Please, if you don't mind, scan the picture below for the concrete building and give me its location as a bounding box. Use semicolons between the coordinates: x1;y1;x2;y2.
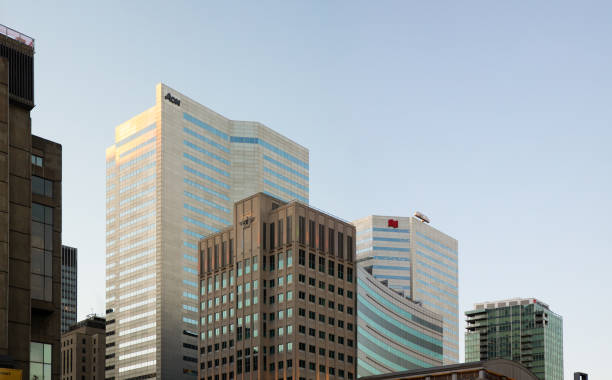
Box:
359;359;539;380
105;85;309;379
198;192;357;380
61;245;78;333
353;215;459;364
0;25;63;380
465;298;563;380
61;315;106;380
356;266;443;377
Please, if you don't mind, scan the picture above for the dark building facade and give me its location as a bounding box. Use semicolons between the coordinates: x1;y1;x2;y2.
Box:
198;193;358;380
0;25;63;379
61;245;77;333
61;315;105;380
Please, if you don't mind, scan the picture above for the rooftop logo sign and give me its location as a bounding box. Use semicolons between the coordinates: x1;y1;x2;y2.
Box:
387;219;399;228
165;93;180;106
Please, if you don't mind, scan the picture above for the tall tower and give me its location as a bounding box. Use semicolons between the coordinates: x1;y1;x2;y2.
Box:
61;245;78;333
1;25;63;380
353;215;459;365
465;298;564;380
105;84;309;379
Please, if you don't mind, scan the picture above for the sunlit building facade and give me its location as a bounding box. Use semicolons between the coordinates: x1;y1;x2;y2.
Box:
105;84;309;379
353;215;459;365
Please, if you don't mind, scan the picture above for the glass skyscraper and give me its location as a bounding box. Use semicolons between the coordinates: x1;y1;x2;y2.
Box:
61;245;78;333
356;266;443;377
105;84;308;379
353;215;459;365
465;298;564;380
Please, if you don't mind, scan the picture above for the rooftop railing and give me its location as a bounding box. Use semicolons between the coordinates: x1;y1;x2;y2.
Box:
0;24;34;49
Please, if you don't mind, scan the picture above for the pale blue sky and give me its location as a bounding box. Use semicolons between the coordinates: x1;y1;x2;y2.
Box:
3;1;611;378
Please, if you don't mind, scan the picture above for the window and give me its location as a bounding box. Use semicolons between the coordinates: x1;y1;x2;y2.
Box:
328;228;335;254
270;222;275;250
318;257;325;273
32;176;53;197
278;220;283;246
298;216;305;244
338;264;344;280
347;268;353;283
31;154;43;167
298;274;305;283
347;236;353;259
308;277;315;286
32;203;53;301
263;223;267;250
298;250;305;266
286;250;292;267
338;232;344;259
318;224;325;250
328;261;334;276
328;284;335;292
30;342;52;379
308;253;315;269
277;252;284;269
286;216;292;242
308;220;315;249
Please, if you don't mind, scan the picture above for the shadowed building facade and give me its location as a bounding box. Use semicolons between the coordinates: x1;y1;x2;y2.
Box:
105;86;308;379
61;315;106;380
198;193;357;380
61;245;78;333
0;25;63;380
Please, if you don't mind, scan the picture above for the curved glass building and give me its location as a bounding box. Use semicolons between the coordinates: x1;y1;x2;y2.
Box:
357;266;444;377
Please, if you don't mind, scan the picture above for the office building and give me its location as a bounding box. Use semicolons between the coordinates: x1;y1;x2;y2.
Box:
353;215;459;364
105;85;309;379
465;298;564;380
198;192;357;380
359;359;539;380
356;266;443;377
61;245;78;333
0;25;63;380
61;315;106;380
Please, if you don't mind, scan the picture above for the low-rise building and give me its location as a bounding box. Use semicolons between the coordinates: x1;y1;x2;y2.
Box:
61;316;106;380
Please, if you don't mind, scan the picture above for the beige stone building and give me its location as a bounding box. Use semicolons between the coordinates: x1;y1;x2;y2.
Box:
61;316;106;380
198;192;357;380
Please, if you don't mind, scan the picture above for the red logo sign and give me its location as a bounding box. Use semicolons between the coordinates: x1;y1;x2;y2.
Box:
387;219;398;228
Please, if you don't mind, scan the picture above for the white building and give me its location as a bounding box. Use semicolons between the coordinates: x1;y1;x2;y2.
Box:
353;214;459;364
105;83;309;379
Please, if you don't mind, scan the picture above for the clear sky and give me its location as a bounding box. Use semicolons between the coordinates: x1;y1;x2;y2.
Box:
2;1;610;378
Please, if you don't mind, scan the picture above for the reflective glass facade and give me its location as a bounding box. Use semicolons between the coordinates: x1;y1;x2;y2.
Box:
357;267;443;377
465;298;563;380
105;84;308;379
353;215;459;364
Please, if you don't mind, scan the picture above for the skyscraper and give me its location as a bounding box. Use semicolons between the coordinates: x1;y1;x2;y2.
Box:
105;84;309;379
356;266;443;377
61;245;78;333
198;192;358;380
353;215;459;364
465;298;564;380
0;25;63;380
